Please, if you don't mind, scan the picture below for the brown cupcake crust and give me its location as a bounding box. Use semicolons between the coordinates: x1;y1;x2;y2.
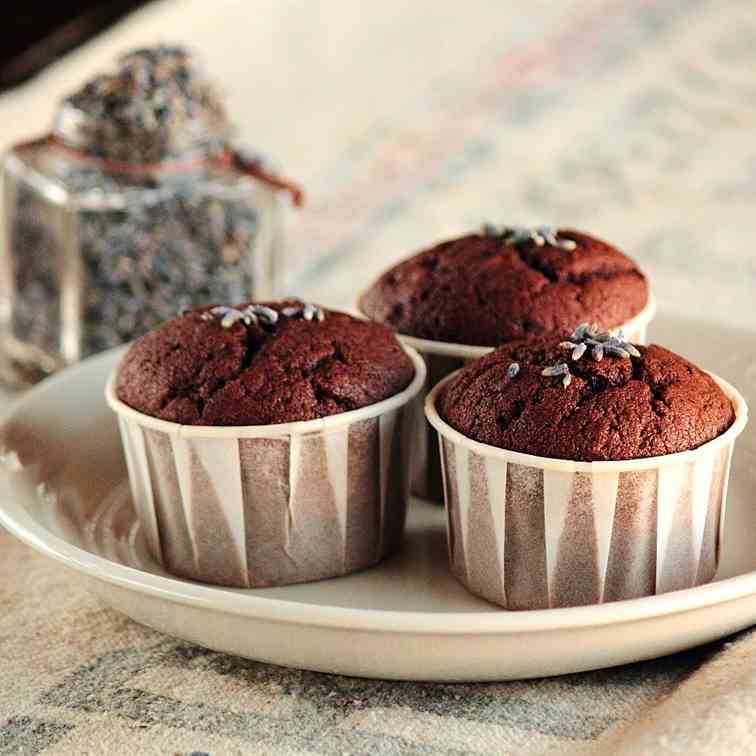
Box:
116;300;415;426
360;229;649;346
438;336;735;461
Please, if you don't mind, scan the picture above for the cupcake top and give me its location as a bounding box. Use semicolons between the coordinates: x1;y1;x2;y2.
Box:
360;226;649;346
116;299;415;425
437;326;735;461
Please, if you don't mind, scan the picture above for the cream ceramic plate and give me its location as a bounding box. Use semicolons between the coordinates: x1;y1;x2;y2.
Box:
1;315;755;682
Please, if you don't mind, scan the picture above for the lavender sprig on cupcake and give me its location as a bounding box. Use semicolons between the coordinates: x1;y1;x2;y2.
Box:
560;323;641;361
483;223;577;251
540;322;644;388
200;299;324;330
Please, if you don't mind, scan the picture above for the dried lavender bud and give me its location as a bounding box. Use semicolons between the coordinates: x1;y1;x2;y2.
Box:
281;300;325;322
280;298;309;317
246;304;279;325
542;322;641;391
605;346;631;358
207;306;254;328
302;303;325;322
570;324;588;340
566;322;639;363
223;311;244;328
484;224;577;251
507;362;520;378
200;299;326;330
571;342;587;360
542;360;575;389
507;226;544;246
560;341;587;361
202;306;249;328
542;362;570;377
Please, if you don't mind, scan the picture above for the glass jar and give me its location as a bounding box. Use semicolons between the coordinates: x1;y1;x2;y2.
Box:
0;46;302;385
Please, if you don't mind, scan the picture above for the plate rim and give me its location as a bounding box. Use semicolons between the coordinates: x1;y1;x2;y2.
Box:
2;347;756;637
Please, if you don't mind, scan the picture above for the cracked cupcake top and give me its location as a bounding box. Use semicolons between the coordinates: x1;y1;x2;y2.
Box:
359;228;649;346
116;299;415;425
437;335;734;461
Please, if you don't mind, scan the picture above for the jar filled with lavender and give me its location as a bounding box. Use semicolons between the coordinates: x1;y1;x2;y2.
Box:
1;45;303;384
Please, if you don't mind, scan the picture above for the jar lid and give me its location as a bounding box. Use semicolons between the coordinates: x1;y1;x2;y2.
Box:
52;45;230;164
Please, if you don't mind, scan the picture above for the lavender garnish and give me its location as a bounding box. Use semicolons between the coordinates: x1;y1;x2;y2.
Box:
281;298;326;322
507;362;520;379
559;323;641;362
541;361;573;387
542;323;641;389
484;224;577;251
569;342;587;361
200;300;325;329
200;304;278;328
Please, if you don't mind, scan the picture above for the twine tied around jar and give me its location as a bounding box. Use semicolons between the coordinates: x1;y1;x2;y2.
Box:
11;133;305;207
12;45;304;206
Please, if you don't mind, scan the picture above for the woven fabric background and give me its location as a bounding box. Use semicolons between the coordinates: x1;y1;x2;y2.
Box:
2;0;756;753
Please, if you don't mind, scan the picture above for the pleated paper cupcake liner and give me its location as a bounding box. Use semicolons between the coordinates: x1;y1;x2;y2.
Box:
106;346;426;588
402;295;657;501
425;366;747;609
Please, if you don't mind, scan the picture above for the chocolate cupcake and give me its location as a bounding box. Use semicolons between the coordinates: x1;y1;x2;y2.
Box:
425;325;747;609
359;225;655;500
107;299;426;588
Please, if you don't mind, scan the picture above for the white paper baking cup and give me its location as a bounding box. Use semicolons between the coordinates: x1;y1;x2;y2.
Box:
359;294;656;501
105;346;426;588
425;365;747;609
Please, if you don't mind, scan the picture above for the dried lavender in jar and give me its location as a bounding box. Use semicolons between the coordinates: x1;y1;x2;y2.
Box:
75;180;260;355
1;45;302;384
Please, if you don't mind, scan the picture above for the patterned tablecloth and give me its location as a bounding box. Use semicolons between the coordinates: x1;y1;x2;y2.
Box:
2;1;756;753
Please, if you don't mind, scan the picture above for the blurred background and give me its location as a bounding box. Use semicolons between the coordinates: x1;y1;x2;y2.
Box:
0;1;149;91
1;0;754;325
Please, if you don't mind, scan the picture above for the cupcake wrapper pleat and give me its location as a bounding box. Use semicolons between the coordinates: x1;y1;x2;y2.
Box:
118;416;164;565
439;438;734;609
411;323;649;501
116;405;412;588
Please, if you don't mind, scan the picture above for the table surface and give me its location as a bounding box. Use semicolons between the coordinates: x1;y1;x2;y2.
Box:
2;1;756;754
